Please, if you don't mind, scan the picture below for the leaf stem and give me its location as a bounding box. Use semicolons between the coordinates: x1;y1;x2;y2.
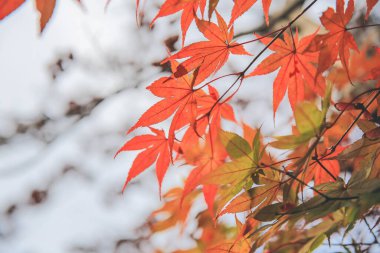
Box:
322;90;380;158
346;23;380;31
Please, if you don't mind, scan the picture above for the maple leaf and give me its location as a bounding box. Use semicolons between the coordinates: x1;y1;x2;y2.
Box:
178;84;236;154
201;130;275;216
208;0;219;19
181;133;227;215
36;0;57;32
115;127;170;195
338;122;380;178
219;175;281;217
297;142;341;186
328;44;380;88
229;0;272;27
197;85;236;137
366;0;379;20
164;12;250;84
315;0;359;82
198;85;236;122
247;30;325;114
149;188;199;233
201;130;266;188
151;0;206;45
270;84;332;152
0;0;25;20
308;159;340;186
128;61;203;153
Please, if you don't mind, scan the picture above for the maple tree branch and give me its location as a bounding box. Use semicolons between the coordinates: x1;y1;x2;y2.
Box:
326;88;380;133
324;90;380;157
193;72;241;91
314;158;337;180
241;29;285;75
260;162;358;202
324;241;380;247
306;89;380;171
312;151;337;181
363;216;379;244
267;241;305;252
346;23;380;31
236;27;285;46
289;25;297;51
234;0;307;38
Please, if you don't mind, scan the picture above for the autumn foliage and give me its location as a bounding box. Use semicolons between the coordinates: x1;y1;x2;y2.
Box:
2;0;380;252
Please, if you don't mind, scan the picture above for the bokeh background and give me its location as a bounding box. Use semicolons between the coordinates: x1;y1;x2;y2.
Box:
0;0;378;252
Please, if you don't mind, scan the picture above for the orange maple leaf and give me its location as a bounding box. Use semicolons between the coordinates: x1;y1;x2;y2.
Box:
247;30;325;115
36;0;57;32
164;12;250;84
149;187;199;233
196;85;236;137
307;159;340;186
151;0;206;44
0;0;25;20
328;44;380;88
197;85;236;123
366;0;379;20
229;0;272;27
315;0;359;81
181;134;227;215
115;127;170;195
178;85;236;156
128;61;203;153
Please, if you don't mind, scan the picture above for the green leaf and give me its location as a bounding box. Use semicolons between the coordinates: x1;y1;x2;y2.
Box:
338;136;380;161
270;133;313;149
201;157;254;185
252;129;261;164
310;234;327;252
219;130;252;159
295;101;323;135
216;179;250;215
322;81;332;119
254;202;282;221
283;182;297;204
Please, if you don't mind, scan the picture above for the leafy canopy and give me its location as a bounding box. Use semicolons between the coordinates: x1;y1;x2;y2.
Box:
2;0;380;252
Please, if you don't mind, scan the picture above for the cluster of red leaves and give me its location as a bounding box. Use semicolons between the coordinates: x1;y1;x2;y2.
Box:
119;0;380;252
119;0;378;196
118;12;247;215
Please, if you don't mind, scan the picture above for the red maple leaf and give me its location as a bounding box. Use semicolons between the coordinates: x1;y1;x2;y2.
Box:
164;12;250;84
0;0;25;20
247;30;325;115
151;0;206;44
181;134;227;215
197;85;236;124
307;159;340;186
197;85;236;137
366;0;379;20
149;187;199;233
315;0;359;81
328;44;380;88
115;127;170;195
229;0;272;27
178;85;236;152
128;61;203;153
36;0;57;32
